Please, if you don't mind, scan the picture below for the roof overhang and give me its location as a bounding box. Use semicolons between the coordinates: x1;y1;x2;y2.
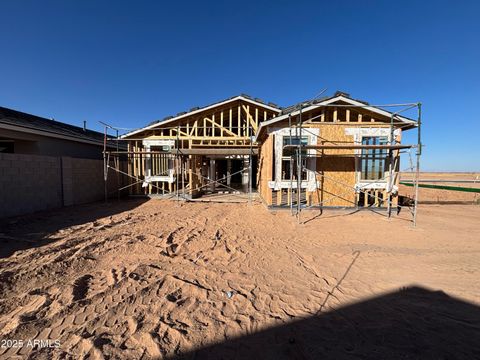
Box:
121;95;281;139
0;122;115;148
256;95;418;140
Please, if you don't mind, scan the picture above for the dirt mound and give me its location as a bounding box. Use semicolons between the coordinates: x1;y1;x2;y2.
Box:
0;200;479;359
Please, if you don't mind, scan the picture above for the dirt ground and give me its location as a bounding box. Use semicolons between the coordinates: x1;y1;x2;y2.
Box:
1;199;480;359
400;172;480;204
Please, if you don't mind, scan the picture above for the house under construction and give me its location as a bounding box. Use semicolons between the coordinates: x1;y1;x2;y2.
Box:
107;91;421;223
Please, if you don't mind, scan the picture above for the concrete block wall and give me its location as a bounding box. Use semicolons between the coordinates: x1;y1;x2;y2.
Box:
0;153;62;217
71;158;107;205
0;153;125;218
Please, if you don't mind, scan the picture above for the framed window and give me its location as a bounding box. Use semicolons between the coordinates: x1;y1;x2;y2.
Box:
0;140;14;153
281;136;308;180
360;136;388;180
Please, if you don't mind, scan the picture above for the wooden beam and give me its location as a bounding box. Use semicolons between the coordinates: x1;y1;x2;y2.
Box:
139;135;248;141
204;117;238;137
212;114;215;136
238;105;241;136
283;144;412;150
178;148;259;155
242;105;258;133
245;105;250;137
220;111;224;137
174;128;189;137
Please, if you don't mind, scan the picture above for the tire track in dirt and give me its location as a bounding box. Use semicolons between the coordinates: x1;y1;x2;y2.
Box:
0;200;395;359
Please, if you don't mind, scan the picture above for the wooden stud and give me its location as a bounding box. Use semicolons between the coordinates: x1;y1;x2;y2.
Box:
246;105;250;137
203;117;238;137
220;111;224;137
242;105;258;133
211;114;215;137
238;105;241;136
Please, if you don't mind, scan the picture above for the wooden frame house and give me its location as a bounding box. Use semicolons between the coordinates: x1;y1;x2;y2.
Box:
120;95;281;198
255;92;418;211
117;92;420;212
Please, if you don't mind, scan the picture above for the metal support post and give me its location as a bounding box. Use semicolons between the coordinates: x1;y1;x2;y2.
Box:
176;125;180;202
103;125;108;202
413;103;422;227
387;114;394;218
249;127;253;204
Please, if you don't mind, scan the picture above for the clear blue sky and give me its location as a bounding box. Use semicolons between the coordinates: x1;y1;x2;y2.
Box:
1;1;479;171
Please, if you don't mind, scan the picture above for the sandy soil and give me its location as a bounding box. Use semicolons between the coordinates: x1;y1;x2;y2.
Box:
400;172;480;204
1;199;479;359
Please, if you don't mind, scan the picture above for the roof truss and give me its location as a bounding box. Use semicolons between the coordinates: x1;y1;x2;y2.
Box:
122;96;280;139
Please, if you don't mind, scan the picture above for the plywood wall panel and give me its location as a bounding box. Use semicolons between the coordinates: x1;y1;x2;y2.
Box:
257;134;273;205
309;124;357;207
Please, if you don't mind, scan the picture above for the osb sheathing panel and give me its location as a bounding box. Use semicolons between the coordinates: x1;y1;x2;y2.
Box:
257;134;273;205
309;124;357;207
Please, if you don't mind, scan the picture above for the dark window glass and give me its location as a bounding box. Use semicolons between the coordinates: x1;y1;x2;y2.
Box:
360;137;388;180
0;141;14;153
281;136;308;181
282;136;308;157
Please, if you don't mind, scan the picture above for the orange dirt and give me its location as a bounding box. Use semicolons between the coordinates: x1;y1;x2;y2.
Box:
0;199;479;359
400;172;480;204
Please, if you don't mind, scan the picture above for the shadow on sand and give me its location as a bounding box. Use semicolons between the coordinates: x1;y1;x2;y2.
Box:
169;286;480;360
0;198;148;258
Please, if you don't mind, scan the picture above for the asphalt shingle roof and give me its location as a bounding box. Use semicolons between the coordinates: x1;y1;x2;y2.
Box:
0;106;111;144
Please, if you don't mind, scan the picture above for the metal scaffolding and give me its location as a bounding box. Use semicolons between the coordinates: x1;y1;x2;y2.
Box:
101;123;256;204
282;101;422;226
100;98;422;226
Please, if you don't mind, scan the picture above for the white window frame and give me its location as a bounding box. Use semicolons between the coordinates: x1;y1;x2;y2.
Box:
344;127;400;190
359;136;389;182
142;139;175;183
267;127;319;190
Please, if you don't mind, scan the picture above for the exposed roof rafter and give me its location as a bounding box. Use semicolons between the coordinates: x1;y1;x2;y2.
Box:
121;95;281;139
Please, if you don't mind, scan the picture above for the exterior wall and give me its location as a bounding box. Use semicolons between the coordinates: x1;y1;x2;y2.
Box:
257;135;274;205
0;153;124;218
257;123;402;208
0;128;106;159
309;124;357;207
0;153;62;217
